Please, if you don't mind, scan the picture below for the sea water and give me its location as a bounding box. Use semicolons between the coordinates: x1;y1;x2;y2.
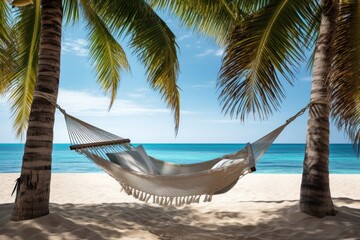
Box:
0;144;359;174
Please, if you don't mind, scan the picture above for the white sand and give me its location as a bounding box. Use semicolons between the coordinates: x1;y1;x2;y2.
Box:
1;173;359;239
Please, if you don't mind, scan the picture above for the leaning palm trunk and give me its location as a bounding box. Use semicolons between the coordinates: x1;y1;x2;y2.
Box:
300;0;336;218
11;0;62;221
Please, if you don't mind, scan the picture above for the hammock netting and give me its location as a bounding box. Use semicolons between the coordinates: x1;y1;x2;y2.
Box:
36;90;309;206
57;106;298;206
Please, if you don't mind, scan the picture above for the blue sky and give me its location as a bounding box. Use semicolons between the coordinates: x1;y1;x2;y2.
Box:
0;12;350;144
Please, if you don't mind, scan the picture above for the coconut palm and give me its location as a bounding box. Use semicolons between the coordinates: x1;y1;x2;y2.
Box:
150;0;360;217
0;0;179;221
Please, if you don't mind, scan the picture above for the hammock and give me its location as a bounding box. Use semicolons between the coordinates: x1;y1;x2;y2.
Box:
35;92;310;206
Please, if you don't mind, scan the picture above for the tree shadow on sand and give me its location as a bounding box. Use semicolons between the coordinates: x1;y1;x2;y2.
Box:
0;198;359;240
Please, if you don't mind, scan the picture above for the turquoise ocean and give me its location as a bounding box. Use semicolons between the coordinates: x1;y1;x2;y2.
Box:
0;144;359;174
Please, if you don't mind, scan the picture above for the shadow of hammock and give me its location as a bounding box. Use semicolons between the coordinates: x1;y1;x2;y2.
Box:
0;198;359;240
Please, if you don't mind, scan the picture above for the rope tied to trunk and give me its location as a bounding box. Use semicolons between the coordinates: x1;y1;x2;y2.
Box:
285;100;329;124
33;90;66;115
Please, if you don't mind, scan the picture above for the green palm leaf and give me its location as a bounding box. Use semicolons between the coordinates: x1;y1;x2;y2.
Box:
80;0;129;108
6;1;41;137
218;0;318;121
91;0;181;132
63;0;80;25
235;0;272;13
0;1;11;47
329;0;360;154
0;0;15;88
148;0;239;45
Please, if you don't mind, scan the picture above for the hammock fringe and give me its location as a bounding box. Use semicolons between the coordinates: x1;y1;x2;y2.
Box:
120;181;214;207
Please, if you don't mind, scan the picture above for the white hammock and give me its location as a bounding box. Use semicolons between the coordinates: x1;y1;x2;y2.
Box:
36;91;310;206
59;108;310;206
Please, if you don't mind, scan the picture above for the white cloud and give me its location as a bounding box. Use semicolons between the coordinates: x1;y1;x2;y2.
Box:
207;119;239;124
62;38;88;57
178;33;192;41
57;89;196;117
196;48;224;57
135;88;150;93
57;89;168;116
127;93;146;99
196;49;214;57
126;88;151;99
190;81;216;89
206;119;269;125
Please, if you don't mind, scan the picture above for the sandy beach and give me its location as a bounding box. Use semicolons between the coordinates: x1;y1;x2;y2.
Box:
1;173;359;239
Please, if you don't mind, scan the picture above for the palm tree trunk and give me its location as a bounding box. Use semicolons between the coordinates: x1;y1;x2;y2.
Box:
299;0;337;218
11;0;62;221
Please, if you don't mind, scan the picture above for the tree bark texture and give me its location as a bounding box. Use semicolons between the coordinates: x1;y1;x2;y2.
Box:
11;0;62;221
300;0;337;218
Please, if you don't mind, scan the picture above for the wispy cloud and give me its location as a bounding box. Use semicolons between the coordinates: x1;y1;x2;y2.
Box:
178;33;192;41
126;88;151;99
62;38;88;57
196;49;214;57
207;119;239;124
57;89;168;116
196;48;224;57
206;119;268;125
190;81;216;89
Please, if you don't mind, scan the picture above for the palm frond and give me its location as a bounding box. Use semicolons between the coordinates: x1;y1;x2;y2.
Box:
63;0;80;25
91;0;181;132
218;0;318;121
80;0;129;108
0;0;15;88
6;1;40;137
0;1;11;45
148;0;239;45
329;0;360;155
235;0;272;13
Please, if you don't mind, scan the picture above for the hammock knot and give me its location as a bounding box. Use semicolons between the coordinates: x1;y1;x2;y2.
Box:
56;104;67;115
33;90;67;115
286;103;310;124
33;90;57;106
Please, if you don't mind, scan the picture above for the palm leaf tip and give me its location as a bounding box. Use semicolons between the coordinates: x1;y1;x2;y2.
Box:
5;1;40;138
85;0;181;132
81;0;130;110
218;0;317;121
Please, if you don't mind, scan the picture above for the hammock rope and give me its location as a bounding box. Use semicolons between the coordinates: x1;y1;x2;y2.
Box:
32;90;311;206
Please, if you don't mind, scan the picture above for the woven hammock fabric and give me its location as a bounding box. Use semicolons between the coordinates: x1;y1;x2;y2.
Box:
58;109;289;206
32;90;310;206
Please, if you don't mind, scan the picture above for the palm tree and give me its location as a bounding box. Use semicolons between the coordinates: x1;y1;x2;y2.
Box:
150;0;360;217
0;0;180;221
